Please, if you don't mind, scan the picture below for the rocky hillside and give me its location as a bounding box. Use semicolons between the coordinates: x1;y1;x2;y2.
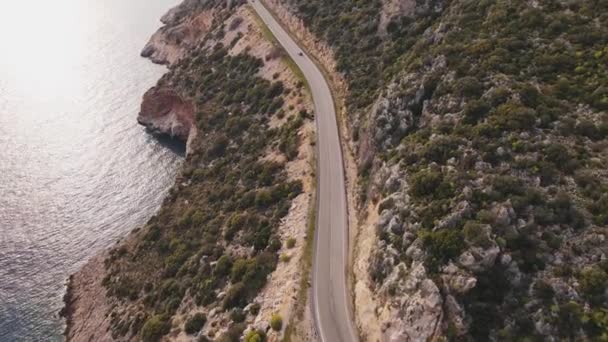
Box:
64;1;318;341
272;0;608;340
63;0;608;340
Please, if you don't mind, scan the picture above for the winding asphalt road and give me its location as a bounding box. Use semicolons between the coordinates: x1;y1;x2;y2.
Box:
248;1;359;341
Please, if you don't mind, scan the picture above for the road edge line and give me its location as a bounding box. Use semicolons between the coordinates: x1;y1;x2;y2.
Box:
254;1;363;341
246;4;321;341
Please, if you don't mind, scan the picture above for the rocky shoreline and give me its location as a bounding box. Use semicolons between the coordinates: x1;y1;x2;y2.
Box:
140;0;217;65
137;86;197;154
62;255;113;341
61;0;214;339
62;1;318;341
135;0;222;154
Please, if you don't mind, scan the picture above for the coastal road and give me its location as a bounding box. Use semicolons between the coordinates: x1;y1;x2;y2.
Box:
248;1;359;342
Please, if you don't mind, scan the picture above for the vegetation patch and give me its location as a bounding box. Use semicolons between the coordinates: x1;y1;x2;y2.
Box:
101;10;312;340
291;0;608;339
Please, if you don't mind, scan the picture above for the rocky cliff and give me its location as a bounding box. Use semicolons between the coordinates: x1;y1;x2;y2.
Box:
275;0;608;340
141;0;219;65
136;0;224;153
64;0;608;340
138;86;197;152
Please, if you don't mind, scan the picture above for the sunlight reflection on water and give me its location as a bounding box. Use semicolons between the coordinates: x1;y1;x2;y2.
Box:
0;0;181;340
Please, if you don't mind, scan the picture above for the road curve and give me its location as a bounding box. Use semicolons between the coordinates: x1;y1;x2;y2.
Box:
248;1;359;341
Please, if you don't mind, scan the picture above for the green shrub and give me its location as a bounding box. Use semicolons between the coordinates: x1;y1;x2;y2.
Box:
491;175;525;197
206;134;230;159
552;301;584;339
533;279;555;303
191;210;206;226
537;104;560;127
491;102;536;131
544;143;578;173
255;189;274;207
489;87;511;106
476;210;496;224
223;282;247;309
576;120;600;140
215;255;233;277
270;313;283;331
463;99;491;124
589;195;608;225
410;170;441;198
463;221;492;248
548;192;585;229
141;315;171;342
286;237;296;248
409;170;452;199
268;237;282;252
598;120;608;139
419;200;449;229
225;213;246;240
230;308;246;323
519;83;542;108
574;171;602;198
280;254;291;263
244;329;266;342
579;267;608;305
185;313;207;335
231;259;249;282
419;229;465;272
583;308;608;339
217;323;246;342
249;302;261;315
457;76;484;97
423;137;460;164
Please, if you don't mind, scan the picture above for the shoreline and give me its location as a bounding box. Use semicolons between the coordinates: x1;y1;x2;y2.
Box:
59;1;198;337
59;275;75;335
60;1;319;340
61;254;112;341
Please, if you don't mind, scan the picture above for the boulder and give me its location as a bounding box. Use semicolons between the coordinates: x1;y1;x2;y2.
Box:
435;201;471;230
389;216;404;235
493;202;516;227
383;262;444;342
458;245;500;273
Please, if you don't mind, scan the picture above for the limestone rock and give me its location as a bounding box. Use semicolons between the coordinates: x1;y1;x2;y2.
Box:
492;202;516;227
382;262;444;342
138;86;197;151
141;0;219;65
436;201;471;230
389;216;404;235
458;245;500;273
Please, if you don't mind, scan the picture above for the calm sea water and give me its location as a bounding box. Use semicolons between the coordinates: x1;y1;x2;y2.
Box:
0;0;182;340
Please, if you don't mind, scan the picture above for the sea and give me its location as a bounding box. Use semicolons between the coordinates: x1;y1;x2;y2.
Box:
0;0;183;340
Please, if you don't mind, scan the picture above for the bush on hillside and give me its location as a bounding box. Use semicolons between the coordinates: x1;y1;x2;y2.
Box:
185;313;207;335
270;314;283;331
141;315;171;342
